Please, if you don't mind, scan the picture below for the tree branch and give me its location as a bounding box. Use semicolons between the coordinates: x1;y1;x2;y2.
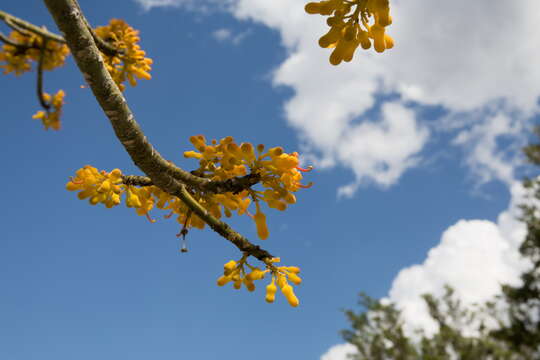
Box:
122;175;153;187
43;0;273;261
123;172;262;194
1;9;120;58
0;31;30;48
71;0;121;57
36;40;51;110
0;10;65;43
1;9;259;194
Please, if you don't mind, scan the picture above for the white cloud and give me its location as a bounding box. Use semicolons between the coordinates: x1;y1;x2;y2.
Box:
387;1;540;113
388;181;530;336
212;28;232;41
137;0;540;195
320;343;356;360
136;0;233;12
136;0;185;11
452;112;524;186
336;102;429;196
212;28;251;45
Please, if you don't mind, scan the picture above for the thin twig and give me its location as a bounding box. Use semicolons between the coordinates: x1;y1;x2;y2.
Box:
122;175;153;186
174;183;273;261
0;10;65;43
71;1;121;57
122;172;261;194
5;18;33;37
0;31;30;48
36;39;50;110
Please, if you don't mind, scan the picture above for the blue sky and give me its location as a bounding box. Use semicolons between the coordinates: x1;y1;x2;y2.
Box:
1;1;539;359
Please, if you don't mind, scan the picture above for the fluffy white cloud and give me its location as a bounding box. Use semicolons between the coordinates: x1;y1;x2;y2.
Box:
320;343;356;360
336;102;429;196
386;1;540;113
388;181;530;336
136;0;540;193
452;112;524;185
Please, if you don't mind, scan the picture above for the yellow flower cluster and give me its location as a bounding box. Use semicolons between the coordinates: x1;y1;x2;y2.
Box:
66;138;309;306
217;256;302;307
66;137;311;239
65;165;241;227
66;166;124;208
66;166;157;219
32;90;65;130
0;30;69;75
305;0;393;65
185;135;312;240
94;19;153;91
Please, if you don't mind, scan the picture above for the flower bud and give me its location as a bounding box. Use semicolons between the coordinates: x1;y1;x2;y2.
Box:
223;260;237;275
266;282;277;303
288;272;302;285
217;275;231;286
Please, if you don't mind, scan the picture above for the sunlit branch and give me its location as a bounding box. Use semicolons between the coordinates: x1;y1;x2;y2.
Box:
122;172;262;194
0;10;65;43
0;31;29;47
43;0;274;261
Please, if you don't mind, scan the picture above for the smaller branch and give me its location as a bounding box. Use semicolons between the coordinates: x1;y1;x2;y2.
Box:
0;31;30;48
1;8;119;57
201;173;261;194
122;175;153;187
36;41;50;110
5;18;33;37
122;174;273;260
173;183;274;261
88;24;121;57
0;10;65;44
122;172;262;194
72;0;121;57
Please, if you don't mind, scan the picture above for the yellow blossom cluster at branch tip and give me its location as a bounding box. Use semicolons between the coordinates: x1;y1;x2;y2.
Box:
32;90;65;130
185;135;313;240
66;166;124;207
65;166;157;220
305;0;393;65
94;19;153;91
0;30;69;75
217;256;301;307
66;136;312;240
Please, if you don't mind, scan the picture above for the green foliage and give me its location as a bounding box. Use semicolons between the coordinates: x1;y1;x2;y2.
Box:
343;288;515;359
342;293;418;359
490;127;540;357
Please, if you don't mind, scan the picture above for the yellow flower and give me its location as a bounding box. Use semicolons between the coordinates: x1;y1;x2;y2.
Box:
217;275;232;286
66;166;128;208
305;0;394;65
94;19;153;91
281;284;300;307
253;204;269;240
0;31;69;75
32;90;65;130
265;280;277;303
223;260;237;275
